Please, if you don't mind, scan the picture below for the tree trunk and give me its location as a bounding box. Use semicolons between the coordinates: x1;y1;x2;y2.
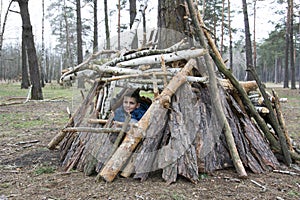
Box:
93;0;98;53
104;0;110;50
76;0;84;89
17;0;43;100
228;0;233;71
290;0;296;89
157;0;187;49
242;0;254;81
129;0;136;29
253;0;257;69
284;0;290;88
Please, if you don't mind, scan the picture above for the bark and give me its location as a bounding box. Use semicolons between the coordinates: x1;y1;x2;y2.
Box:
192;3;280;153
157;0;187;49
21;30;30;89
186;0;247;177
129;0;136;29
159;83;199;184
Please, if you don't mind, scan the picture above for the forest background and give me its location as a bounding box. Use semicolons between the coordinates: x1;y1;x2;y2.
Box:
0;0;299;96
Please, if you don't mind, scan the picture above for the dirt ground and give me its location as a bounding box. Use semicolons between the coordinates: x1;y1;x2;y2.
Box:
0;86;300;200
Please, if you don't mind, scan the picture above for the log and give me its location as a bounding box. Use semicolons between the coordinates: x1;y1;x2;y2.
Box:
116;48;207;67
158;83;200;184
219;79;258;94
97;59;198;182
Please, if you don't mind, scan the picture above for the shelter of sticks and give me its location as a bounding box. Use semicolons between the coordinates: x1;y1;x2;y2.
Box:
48;4;299;184
47;48;298;184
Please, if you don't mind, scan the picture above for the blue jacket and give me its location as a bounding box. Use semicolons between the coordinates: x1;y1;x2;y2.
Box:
113;102;149;122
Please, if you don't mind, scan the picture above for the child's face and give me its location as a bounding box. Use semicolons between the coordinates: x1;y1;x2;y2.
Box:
123;96;140;113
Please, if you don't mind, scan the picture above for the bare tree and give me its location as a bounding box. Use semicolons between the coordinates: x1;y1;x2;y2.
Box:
228;0;233;71
76;0;84;88
242;0;254;81
284;0;291;88
104;0;110;49
0;0;13;58
15;0;43;100
290;0;295;89
93;0;98;52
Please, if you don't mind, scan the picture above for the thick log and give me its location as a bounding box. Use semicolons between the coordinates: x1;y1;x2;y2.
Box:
158;83;199;184
219;79;258;94
98;59;198;182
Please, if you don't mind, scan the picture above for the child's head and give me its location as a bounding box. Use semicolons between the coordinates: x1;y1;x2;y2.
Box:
123;89;141;113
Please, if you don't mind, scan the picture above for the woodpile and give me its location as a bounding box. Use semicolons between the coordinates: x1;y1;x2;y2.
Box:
47;3;299;184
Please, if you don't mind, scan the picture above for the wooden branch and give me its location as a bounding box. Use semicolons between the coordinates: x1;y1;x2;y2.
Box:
62;69;96;82
248;67;292;166
250;180;267;191
60;50;117;81
186;0;247;178
273;169;300;176
218;79;258;94
255;106;269;114
48;82;101;150
117;48;207;67
62;127;122;133
105;46;188;67
97;59;198;182
272;89;294;151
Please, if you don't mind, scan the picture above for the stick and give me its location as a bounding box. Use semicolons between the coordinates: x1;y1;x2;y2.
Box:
62;127;122;134
273;170;300;176
186;0;247;177
250;180;267;191
272;89;294;151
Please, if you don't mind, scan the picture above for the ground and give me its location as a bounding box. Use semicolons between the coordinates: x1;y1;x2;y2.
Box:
0;83;299;200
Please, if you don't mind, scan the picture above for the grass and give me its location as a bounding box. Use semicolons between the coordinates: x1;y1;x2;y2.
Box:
34;165;56;175
0;82;81;101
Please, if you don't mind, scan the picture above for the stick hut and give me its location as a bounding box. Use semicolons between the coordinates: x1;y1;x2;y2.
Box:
48;5;299;184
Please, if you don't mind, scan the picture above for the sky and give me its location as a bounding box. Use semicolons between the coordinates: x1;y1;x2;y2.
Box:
0;0;285;50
